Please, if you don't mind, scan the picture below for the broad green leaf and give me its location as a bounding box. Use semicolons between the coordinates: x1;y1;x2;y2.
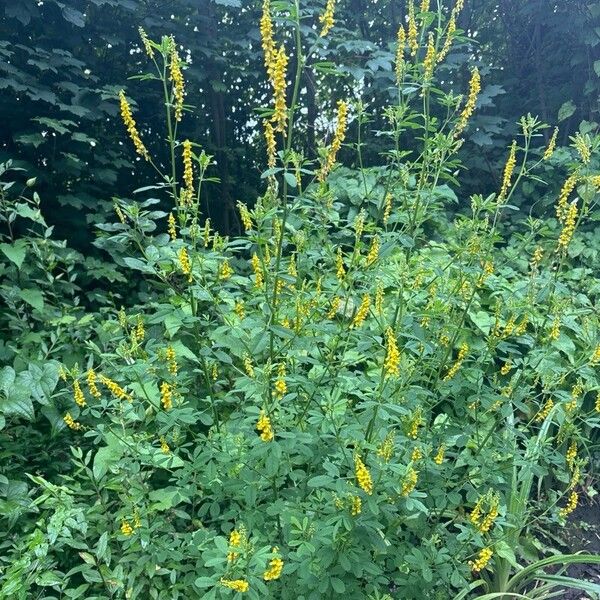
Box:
20;289;44;311
0;240;27;269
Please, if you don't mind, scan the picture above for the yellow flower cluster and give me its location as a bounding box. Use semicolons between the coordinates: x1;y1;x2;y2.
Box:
251;253;264;289
573;133;591;164
557;200;578;252
395;25;406;84
86;369;101;398
167;212;177;239
63;412;82;431
335;247;346;280
566;441;577;471
366;235;380;266
178;247;192;282
220;579;249;593
260;0;275;71
437;9;457;63
235;300;245;319
271;45;288;133
402;466;418;496
406;407;423;439
411;446;423;462
407;0;418;56
121;520;133;536
170;41;185;122
377;431;395;462
263;548;284;581
543;127;558;160
227;528;243;562
219;260;234;280
470;491;499;534
264;120;277;168
319;0;336;37
423;33;436;84
454;68;481;138
237;201;253;232
160;382;173;410
433;444;445;465
375;280;384;314
384;327;400;378
166;345;178;376
181;140;194;205
243;354;254;378
318;100;348;182
136;315;144;342
73;380;86;407
443;342;469;381
591;345;600;365
160;436;170;454
350;495;362;515
327;297;341;319
548;316;561;341
257;410;274;442
383;193;393;224
559;490;578;518
556;174;578;222
535;398;554;422
469;548;493;573
354;455;373;495
100;375;132;401
351;294;371;328
500;360;512;376
498;140;517;202
119;90;149;160
138;27;154;59
273;363;287;398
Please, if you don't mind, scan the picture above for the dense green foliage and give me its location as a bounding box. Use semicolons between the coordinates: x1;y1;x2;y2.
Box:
1;1;600;599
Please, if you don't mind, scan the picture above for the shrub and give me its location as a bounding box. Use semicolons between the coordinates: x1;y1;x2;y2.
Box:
2;2;600;599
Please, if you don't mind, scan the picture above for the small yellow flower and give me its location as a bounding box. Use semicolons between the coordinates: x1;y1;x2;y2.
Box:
469;548;493;573
573;132;591;165
437;9;457;63
350;495;362;515
407;0;418;56
354;454;373;495
411;446;423;462
73;380;86;407
273;363;287;398
365;235;380;267
557;200;578;253
235;300;245;319
257;410;274;442
227;529;243;562
135;315;145;342
319;0;336;36
181;140;194;204
243;354;255;378
170;41;185;122
377;431;395;462
406;407;423;440
566;441;577;471
251;253;264;289
120;520;133;536
138;27;154;59
548;316;561;341
220;579;249;593
433;444;445;465
395;26;406;84
160;381;173;410
219;259;234;280
263;549;284;581
590;345;600;365
260;0;275;72
556;174;578;223
264;120;277;168
271;45;289;133
168;213;177;240
535;398;554;422
237;201;253;232
383;193;393;224
500;361;512;376
160;436;170;454
119;90;149;160
327;297;341;319
166;346;178;376
422;32;436;84
86;369;101;399
443;342;469;381
335;247;346;280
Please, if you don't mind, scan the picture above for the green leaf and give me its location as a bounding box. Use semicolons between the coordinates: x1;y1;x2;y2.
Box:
0;366;16;395
558;100;576;122
20;289;44;311
1;385;34;420
0;240;27;269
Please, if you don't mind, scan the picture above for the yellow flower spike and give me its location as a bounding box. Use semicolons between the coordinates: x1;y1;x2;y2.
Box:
420;0;430;13
556;200;578;253
433;444;445;465
271;45;289;133
264;120;277;168
437;9;457;63
395;25;406;84
86;369;101;399
138;27;154;59
500;360;512;376
318;100;348;182
384;327;401;378
166;346;178;376
263;549;284;581
469;548;493;573
220;579;249;593
260;0;275;74
327;297;341;319
256;410;274;442
237;201;253;232
227;529;243;562
401;465;418;496
590;345;600;365
251;253;264;289
160;436;170;454
120;520;133;536
556;174;578;223
160;381;173;410
63;412;82;431
350;495;362;515
596;392;600;413
548;316;561;341
377;431;395;463
375;281;384;314
366;235;380;266
406;407;423;439
351;294;371;328
559;490;578;518
73;380;86;407
335;247;346;280
99;375;132;402
135;315;145;342
454;68;481;138
383;192;393;224
133;508;142;529
169;41;185;122
422;32;436;85
469;497;483;526
407;0;418;56
543;127;558;160
498;140;517;202
178;247;192;282
118;90;149;160
566;441;577;471
168;212;177;240
443;342;469;381
182;140;194;204
319;0;336;37
243;354;255;378
273;363;287;399
218;259;234;280
478;494;499;533
573;132;591;164
354;454;373;495
535;398;554;422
